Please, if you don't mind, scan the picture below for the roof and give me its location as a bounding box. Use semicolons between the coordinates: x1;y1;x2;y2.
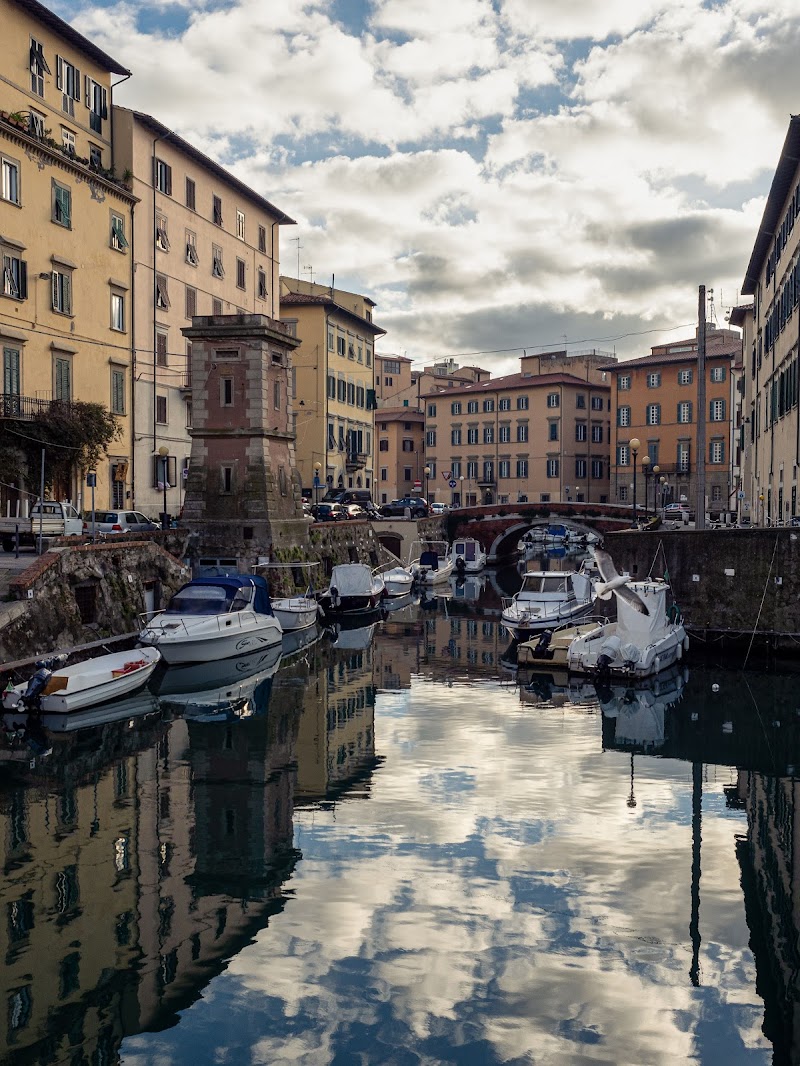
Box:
421;371;610;399
13;0;130;74
741;115;800;296
376;408;424;422
123;108;295;224
727;304;753;329
377;353;412;364
618;339;740;371
280;291;386;336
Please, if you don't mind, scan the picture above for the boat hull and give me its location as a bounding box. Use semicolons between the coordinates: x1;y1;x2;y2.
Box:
139;614;283;664
567;623;688;679
271;598;319;631
501;598;594;639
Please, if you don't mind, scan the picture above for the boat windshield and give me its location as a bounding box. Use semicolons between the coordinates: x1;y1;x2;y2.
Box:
524;574;571;594
165;585;233;615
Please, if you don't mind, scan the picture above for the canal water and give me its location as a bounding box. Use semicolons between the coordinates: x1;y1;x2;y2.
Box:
0;573;798;1065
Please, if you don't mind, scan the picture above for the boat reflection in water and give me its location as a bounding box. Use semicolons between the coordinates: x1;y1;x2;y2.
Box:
154;642;284;720
596;666;688;753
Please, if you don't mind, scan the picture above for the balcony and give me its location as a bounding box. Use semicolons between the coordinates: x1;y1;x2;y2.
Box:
0;394;76;420
477;476;496;488
345;452;368;471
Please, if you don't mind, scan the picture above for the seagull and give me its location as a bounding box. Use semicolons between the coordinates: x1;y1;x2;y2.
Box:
592;548;649;615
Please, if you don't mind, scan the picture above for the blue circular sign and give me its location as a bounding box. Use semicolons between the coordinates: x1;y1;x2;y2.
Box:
448;479;457;488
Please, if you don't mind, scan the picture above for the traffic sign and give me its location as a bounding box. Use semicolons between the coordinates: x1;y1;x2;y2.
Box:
448;479;457;488
413;480;422;489
737;490;744;499
442;470;452;480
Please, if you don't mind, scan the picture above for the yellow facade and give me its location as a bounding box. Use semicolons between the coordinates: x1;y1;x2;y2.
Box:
0;0;134;510
280;277;385;497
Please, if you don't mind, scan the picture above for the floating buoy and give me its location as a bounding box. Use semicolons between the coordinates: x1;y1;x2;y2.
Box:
712;683;720;693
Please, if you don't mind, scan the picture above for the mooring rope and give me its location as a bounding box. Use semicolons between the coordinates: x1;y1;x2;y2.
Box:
742;534;780;670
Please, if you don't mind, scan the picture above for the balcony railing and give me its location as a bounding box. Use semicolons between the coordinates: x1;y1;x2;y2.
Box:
0;394;76;420
345;452;368;471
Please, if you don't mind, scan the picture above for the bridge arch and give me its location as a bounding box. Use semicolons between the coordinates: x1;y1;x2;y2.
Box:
487;519;602;562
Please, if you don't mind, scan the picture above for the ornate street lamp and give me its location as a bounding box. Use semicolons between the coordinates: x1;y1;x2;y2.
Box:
652;465;660;516
158;444;170;530
424;465;431;511
314;461;322;505
629;437;640;526
659;475;667;518
641;455;651;520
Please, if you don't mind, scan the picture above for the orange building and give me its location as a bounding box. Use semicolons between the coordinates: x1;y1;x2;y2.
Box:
375;408;425;504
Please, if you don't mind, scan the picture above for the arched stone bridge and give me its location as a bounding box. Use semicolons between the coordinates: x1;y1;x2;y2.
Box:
422;502;635;563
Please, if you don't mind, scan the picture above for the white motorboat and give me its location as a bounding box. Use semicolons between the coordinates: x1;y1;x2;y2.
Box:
381;565;415;597
2;647;161;713
139;575;283;664
318;564;385;617
501;568;595;639
155;641;283;718
452;537;486;574
565;551;688;679
271;591;320;631
409;541;454;585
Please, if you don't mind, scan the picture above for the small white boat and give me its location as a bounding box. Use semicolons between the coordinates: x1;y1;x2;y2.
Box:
452;537;486;574
139;575;283;664
271;592;320;631
2;647;161;713
319;564;385;616
409;541;454;585
501;568;595;639
382;565;414;597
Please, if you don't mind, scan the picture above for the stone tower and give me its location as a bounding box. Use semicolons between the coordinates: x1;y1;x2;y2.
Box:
181;314;308;569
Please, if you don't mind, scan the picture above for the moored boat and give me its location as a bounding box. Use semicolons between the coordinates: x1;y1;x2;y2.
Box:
501;569;595;639
318;564;385;617
271;592;320;631
452;537;486;574
408;541;454;585
139;575;283;664
381;564;415;597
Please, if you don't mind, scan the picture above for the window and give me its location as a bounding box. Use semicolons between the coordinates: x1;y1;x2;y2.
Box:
156;330;168;366
54;355;71;401
591;424;603;443
499;397;510;411
337;336;346;356
427;430;436;446
378;438;388;452
184;231;198;266
2;251;27;300
618;406;631;427
499;460;510;478
466;461;478;479
52;270;72;314
4;347;21;409
576;422;587;442
647;372;661;388
451;428;462;445
213;194;223;226
236;210;245;240
153;158;172;195
677;401;692;423
451;401;461;415
404;467;412;482
576;394;586;409
575;458;587;478
518;424;529;442
618;375;631;390
155;214;170;252
257;269;267;299
483;399;494;412
52;181;71;228
646;403;660;425
517;396;529;410
185;177;196;211
155;274;170;310
61;127;75;154
591;458;603;479
546;393;559;408
710;399;726;421
382;359;401;374
220;378;233;407
467;428;478;444
185;285;197;320
451;461;461;477
427;403;437;417
110;292;124;331
710;366;726;383
467;400;478;413
619;485;628;501
30;37;50;96
678;368;693;385
110;213;128;251
85;77;108;134
1;157;20;204
28;109;45;138
591;396;604;410
710;440;724;464
111;368;125;414
402;438;414;452
482;461;494;483
221;465;234;493
711;484;722;502
273;379;281;410
618;445;630;466
236;258;246;290
258;225;267;253
484;426;494;444
346;382;355;404
517;459;529;478
677;443;690;472
89;144;102;169
212;245;224;278
499;425;510;443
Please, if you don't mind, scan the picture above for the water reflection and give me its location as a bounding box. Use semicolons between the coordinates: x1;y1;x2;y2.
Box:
0;593;798;1063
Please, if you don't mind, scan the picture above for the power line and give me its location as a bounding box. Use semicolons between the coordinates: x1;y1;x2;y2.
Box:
6;427;85;451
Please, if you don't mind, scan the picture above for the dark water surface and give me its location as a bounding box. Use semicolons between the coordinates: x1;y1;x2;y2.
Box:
1;584;798;1065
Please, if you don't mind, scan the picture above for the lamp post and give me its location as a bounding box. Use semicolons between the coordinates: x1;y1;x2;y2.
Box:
458;474;464;509
641;455;651;520
659;476;667;519
629;437;640;526
424;465;431;509
314;461;322;505
158;445;170;529
652;465;660;517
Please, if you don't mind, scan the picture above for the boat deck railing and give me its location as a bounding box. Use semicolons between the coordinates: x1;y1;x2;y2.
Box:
138;608;259;640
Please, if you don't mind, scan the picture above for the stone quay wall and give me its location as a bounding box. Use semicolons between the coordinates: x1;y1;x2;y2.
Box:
607;527;800;649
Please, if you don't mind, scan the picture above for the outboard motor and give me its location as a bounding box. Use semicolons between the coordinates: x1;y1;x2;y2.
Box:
17;654;68;712
455;556;466;574
595;636;621;677
531;630;553;659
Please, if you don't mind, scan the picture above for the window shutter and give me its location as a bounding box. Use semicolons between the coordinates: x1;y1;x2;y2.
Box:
56;55;63;90
101;86;108;119
19;261;27;300
85;74;91;107
73;66;81;100
64;273;71;313
165;163;172;196
152;156;158;187
52;271;58;309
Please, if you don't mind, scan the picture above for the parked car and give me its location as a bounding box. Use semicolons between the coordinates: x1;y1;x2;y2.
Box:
380;497;430;518
311;503;349;522
83;510;160;534
430;502;449;515
345;504;369;520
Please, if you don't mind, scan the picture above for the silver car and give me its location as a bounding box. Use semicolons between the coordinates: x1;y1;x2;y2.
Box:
83;510;160;534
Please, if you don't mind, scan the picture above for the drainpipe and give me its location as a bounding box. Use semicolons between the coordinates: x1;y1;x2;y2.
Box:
129;199;136;506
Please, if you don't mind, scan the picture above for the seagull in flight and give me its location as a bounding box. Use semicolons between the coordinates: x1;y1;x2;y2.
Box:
593;548;649;615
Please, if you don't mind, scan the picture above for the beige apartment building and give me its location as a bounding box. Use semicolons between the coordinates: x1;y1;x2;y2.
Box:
112;108;294;518
609;329;741;516
375;354;489;410
423;359;612;506
375;407;425;504
0;0;135;510
280;277;385;498
737;115;800;525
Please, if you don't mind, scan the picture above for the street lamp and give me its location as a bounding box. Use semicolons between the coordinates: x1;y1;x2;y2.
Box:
659;476;667;518
158;445;170;530
314;461;322;505
629;438;640;526
458;474;464;509
641;455;651;520
424;465;431;508
652;465;660;516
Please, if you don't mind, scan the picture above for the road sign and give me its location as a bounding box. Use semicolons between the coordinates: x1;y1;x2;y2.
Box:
414;480;422;489
448;479;457;489
737;490;744;499
442;470;452;480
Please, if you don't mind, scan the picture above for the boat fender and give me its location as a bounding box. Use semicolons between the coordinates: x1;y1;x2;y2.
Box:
683;635;690;652
331;586;341;609
676;642;682;661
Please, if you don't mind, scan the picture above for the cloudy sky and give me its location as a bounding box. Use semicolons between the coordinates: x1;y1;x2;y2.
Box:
54;0;800;374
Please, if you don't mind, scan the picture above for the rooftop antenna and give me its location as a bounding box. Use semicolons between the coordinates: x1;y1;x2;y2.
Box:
289;237;302;281
303;264;315;284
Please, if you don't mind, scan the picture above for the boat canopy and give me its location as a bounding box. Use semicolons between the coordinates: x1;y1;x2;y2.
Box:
166;576;272;616
419;550;440;570
616;582;670;643
330;564;376;596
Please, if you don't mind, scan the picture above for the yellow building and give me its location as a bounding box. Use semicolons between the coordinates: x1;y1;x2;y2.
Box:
0;0;135;509
280;277;385;497
112;108;295;518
